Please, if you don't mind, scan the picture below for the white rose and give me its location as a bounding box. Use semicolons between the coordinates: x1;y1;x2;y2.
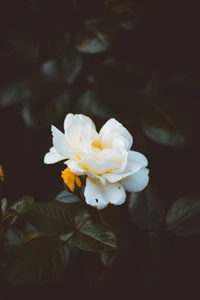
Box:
44;113;149;209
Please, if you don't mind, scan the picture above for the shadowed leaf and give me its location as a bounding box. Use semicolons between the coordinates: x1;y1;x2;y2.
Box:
10;236;69;285
166;195;200;236
11;196;35;215
72;223;117;252
27;202;75;235
128;183;166;230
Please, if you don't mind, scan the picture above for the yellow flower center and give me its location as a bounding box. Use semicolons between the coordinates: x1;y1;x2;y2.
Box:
61;167;82;192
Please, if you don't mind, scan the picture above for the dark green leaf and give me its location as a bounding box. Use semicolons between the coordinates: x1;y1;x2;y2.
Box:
4;28;40;61
0;81;30;107
100;204;129;235
166;195;200;236
41;50;83;84
4;224;38;250
74;209;90;228
72;223;117;252
76;89;113;120
142;106;186;148
75;18;116;54
27;202;75;235
54;190;83;217
128;183;166;230
10;236;69;285
1;198;7;216
101;236;131;267
22;83;71;128
10;196;35;215
55;190;80;204
2;209;18;229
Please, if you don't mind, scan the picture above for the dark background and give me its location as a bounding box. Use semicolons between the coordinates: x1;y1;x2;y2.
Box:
1;0;200;299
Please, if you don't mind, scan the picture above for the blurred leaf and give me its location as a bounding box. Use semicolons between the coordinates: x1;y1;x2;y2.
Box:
142;105;186;148
3;24;70;62
10;196;35;215
22;83;70;128
4;28;40;61
100;250;115;268
2;209;18;229
72;223;117;252
100;204;129;235
20;232;45;245
1;198;7;215
27;202;76;235
101;236;132;267
10;236;69;285
166;195;200;236
128;183;166;230
39;30;70;60
4;224;38;250
76;89;113;120
41;50;83;84
95;64;146;121
0;81;30;107
111;3;135;31
75;18;116;53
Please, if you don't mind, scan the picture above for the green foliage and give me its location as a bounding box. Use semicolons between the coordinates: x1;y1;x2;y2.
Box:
10;236;70;286
128;183;167;230
72;223;117;252
10;196;35;215
100;204;130;235
166;195;200;236
27;202;76;235
0;0;200;297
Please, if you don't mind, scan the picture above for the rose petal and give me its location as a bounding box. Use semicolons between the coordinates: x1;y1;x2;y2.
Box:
128;150;148;167
68;160;106;184
52;125;73;158
121;167;149;192
64;113;96;133
100;118;133;150
103;160;143;183
84;178;126;209
80;121;100;152
44;147;66;164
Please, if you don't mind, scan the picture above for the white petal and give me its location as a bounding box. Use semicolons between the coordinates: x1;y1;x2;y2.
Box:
103;160;143;183
78;114;96;129
80;121;99;152
65;121;84;149
64;114;98;150
128;150;148;167
100;118;133;150
105;139;128;174
84;178;126;209
44;147;66;164
63;113;74;131
121;167;149;192
68;160;106;184
52;125;73;158
64;113;96;133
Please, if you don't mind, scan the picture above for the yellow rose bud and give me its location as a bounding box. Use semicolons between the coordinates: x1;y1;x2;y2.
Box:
0;165;5;183
61;167;82;193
